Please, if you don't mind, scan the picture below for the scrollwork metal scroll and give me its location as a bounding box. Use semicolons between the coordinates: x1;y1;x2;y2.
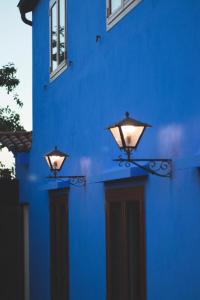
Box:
113;157;172;178
47;175;86;186
69;176;86;187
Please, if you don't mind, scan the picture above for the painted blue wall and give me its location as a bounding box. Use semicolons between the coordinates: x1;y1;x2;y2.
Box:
18;0;200;299
15;153;30;202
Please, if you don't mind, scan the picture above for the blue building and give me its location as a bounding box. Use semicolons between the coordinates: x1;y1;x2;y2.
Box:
3;0;200;299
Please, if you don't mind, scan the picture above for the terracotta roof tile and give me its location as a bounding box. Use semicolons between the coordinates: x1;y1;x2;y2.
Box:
0;131;32;153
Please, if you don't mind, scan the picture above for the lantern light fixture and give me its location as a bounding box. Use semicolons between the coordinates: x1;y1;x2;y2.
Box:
107;111;151;160
107;112;172;177
45;146;69;177
44;146;86;186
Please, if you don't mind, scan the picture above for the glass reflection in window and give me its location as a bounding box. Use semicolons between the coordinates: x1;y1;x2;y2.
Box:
51;3;58;71
50;0;66;76
59;0;66;64
111;0;122;13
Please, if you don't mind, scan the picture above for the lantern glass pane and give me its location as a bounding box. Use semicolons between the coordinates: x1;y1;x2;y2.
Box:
48;155;65;170
121;125;144;148
110;127;123;148
45;156;51;168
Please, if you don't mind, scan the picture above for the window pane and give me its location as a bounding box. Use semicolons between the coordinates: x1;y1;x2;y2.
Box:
59;0;65;64
51;3;58;72
111;0;122;14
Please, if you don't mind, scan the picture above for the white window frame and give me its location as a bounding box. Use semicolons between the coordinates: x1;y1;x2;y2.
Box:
49;0;67;80
106;0;141;30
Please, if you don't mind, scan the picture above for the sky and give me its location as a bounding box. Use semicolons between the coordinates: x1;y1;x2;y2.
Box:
0;1;32;168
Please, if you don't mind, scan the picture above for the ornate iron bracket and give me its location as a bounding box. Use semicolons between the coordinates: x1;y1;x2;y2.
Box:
113;156;172;177
47;175;86;186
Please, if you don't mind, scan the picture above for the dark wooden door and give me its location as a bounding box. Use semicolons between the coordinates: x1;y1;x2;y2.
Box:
0;179;26;300
106;185;146;300
0;204;25;300
49;188;69;300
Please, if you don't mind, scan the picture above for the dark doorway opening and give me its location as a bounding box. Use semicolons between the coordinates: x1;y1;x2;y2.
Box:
0;179;28;300
49;188;69;300
105;183;146;300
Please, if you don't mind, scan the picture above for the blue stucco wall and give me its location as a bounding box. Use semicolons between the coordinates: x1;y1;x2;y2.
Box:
18;0;200;299
15;153;30;202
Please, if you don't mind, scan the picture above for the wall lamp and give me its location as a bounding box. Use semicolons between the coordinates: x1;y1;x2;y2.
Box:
45;146;86;186
107;112;172;177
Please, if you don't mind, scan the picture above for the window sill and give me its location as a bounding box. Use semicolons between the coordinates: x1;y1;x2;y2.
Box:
50;60;67;82
106;0;141;31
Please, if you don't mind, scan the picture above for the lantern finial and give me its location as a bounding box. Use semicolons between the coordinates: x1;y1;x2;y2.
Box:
125;111;129;118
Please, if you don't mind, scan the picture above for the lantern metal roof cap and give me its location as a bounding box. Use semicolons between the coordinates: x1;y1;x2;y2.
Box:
45;146;69;158
107;112;152;129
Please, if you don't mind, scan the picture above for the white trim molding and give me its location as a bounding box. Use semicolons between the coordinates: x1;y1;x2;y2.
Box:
106;0;142;31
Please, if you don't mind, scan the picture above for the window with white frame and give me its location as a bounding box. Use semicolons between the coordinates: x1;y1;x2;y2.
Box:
49;0;66;78
106;0;141;30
